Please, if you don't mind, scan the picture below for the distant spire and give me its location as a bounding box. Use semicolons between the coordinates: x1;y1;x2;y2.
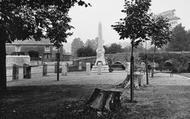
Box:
98;22;104;48
98;22;102;41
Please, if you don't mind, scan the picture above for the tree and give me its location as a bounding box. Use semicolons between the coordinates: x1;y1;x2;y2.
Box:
85;38;98;50
71;38;84;57
77;46;96;57
123;43;145;53
112;0;152;102
105;43;123;54
187;30;190;49
28;50;39;60
0;0;90;92
166;24;188;51
149;16;172;77
21;46;44;55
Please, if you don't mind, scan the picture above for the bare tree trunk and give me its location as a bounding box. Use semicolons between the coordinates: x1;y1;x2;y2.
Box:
145;41;149;85
0;35;7;93
130;40;134;102
56;51;60;81
151;45;156;78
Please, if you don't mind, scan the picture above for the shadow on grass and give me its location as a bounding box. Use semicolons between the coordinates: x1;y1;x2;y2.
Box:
2;84;190;119
0;84;115;119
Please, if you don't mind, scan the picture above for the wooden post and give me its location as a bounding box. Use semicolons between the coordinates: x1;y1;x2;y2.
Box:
54;62;57;73
0;38;7;92
62;63;67;76
56;52;60;81
12;64;19;80
86;62;91;75
145;55;149;85
43;63;47;76
151;43;156;77
145;41;149;85
130;40;134;102
78;62;82;70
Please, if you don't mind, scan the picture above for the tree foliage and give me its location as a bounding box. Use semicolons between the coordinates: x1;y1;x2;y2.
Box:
21;46;44;55
150;16;172;48
166;24;189;51
0;0;90;47
85;38;98;50
112;0;153;101
71;38;84;57
77;46;96;57
104;43;123;54
112;0;152;45
0;0;90;91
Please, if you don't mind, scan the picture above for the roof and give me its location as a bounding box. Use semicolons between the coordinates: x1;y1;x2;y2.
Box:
6;38;53;46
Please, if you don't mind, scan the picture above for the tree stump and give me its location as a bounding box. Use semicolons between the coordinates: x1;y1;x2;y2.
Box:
86;88;122;112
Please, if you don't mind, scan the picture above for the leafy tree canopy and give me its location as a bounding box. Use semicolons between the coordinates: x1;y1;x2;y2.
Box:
166;24;189;51
85;38;98;50
104;43;123;54
0;0;90;47
77;46;96;57
0;0;90;91
112;0;152;47
71;38;84;57
150;16;172;48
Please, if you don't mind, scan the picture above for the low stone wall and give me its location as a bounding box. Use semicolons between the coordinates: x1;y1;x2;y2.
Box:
6;55;30;67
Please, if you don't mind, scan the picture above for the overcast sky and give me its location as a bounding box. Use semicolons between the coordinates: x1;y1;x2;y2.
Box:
63;0;190;52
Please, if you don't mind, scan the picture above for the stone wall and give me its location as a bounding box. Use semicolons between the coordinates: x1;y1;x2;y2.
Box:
6;55;30;67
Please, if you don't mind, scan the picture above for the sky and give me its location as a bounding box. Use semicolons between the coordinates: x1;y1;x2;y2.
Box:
63;0;190;52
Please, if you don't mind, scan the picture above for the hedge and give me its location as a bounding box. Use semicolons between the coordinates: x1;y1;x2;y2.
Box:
139;52;190;73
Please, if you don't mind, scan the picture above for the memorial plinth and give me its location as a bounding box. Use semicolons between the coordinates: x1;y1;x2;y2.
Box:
91;65;109;72
91;22;109;73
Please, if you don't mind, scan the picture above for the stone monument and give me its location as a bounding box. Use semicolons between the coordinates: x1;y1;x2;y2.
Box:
91;22;109;72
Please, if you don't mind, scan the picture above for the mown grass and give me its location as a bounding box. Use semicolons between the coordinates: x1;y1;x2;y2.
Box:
1;84;190;119
179;73;190;78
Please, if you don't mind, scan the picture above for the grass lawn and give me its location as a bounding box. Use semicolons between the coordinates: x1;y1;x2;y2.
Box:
1;84;190;119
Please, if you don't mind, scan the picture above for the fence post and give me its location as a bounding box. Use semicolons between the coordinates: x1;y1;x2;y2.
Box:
43;63;47;76
12;64;19;80
86;63;91;75
56;53;60;81
78;62;82;70
23;64;31;79
62;63;67;76
54;62;57;73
